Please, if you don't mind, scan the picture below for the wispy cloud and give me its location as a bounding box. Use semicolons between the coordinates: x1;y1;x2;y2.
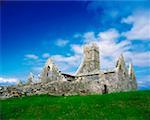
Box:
0;77;18;85
51;54;81;73
42;53;50;58
71;44;83;54
56;39;69;47
73;33;82;38
98;29;120;41
83;32;97;43
24;54;38;60
122;9;150;40
124;51;150;67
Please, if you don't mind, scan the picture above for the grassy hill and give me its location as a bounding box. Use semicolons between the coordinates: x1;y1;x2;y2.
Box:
1;90;150;120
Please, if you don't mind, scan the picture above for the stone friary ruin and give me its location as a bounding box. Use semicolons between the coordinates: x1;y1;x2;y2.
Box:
0;43;137;99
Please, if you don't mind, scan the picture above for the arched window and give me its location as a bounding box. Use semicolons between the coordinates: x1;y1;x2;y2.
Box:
47;66;50;71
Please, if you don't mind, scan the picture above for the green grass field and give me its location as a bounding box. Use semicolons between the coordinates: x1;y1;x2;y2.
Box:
1;90;150;120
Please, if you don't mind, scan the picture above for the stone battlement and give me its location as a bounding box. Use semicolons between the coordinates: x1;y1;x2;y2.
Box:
83;43;99;52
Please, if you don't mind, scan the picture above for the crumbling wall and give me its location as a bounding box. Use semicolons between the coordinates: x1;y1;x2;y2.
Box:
0;80;103;99
0;71;137;99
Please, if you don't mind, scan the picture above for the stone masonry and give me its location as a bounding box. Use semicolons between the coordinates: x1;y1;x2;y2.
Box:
0;43;137;99
76;43;100;75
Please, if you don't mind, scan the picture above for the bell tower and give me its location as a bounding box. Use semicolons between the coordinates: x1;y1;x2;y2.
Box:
76;43;100;75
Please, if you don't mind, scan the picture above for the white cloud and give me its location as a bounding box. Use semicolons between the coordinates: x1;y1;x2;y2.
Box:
98;28;120;41
56;39;69;47
124;51;150;67
51;54;81;74
97;32;130;57
98;40;131;69
0;77;18;84
52;54;81;66
50;44;83;74
25;54;38;60
71;44;83;54
83;32;97;43
42;53;50;58
122;9;150;40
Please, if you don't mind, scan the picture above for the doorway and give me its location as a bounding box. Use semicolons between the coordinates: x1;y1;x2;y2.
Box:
102;84;108;94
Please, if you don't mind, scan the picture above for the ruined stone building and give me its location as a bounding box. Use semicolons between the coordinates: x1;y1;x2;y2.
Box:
40;43;137;94
0;43;137;99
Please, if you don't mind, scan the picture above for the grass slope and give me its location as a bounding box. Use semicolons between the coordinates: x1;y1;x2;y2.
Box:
1;90;150;120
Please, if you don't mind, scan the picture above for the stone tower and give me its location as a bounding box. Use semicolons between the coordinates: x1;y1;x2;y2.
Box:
76;43;100;75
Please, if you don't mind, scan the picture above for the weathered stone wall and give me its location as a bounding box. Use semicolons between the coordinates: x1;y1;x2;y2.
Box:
105;72;128;93
77;74;100;81
0;70;137;99
76;70;136;94
0;64;137;99
0;80;103;99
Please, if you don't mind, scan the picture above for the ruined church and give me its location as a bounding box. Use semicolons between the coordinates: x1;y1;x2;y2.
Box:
0;43;137;99
39;43;137;94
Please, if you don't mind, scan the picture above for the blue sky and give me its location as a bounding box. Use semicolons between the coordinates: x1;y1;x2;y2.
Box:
1;1;150;89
